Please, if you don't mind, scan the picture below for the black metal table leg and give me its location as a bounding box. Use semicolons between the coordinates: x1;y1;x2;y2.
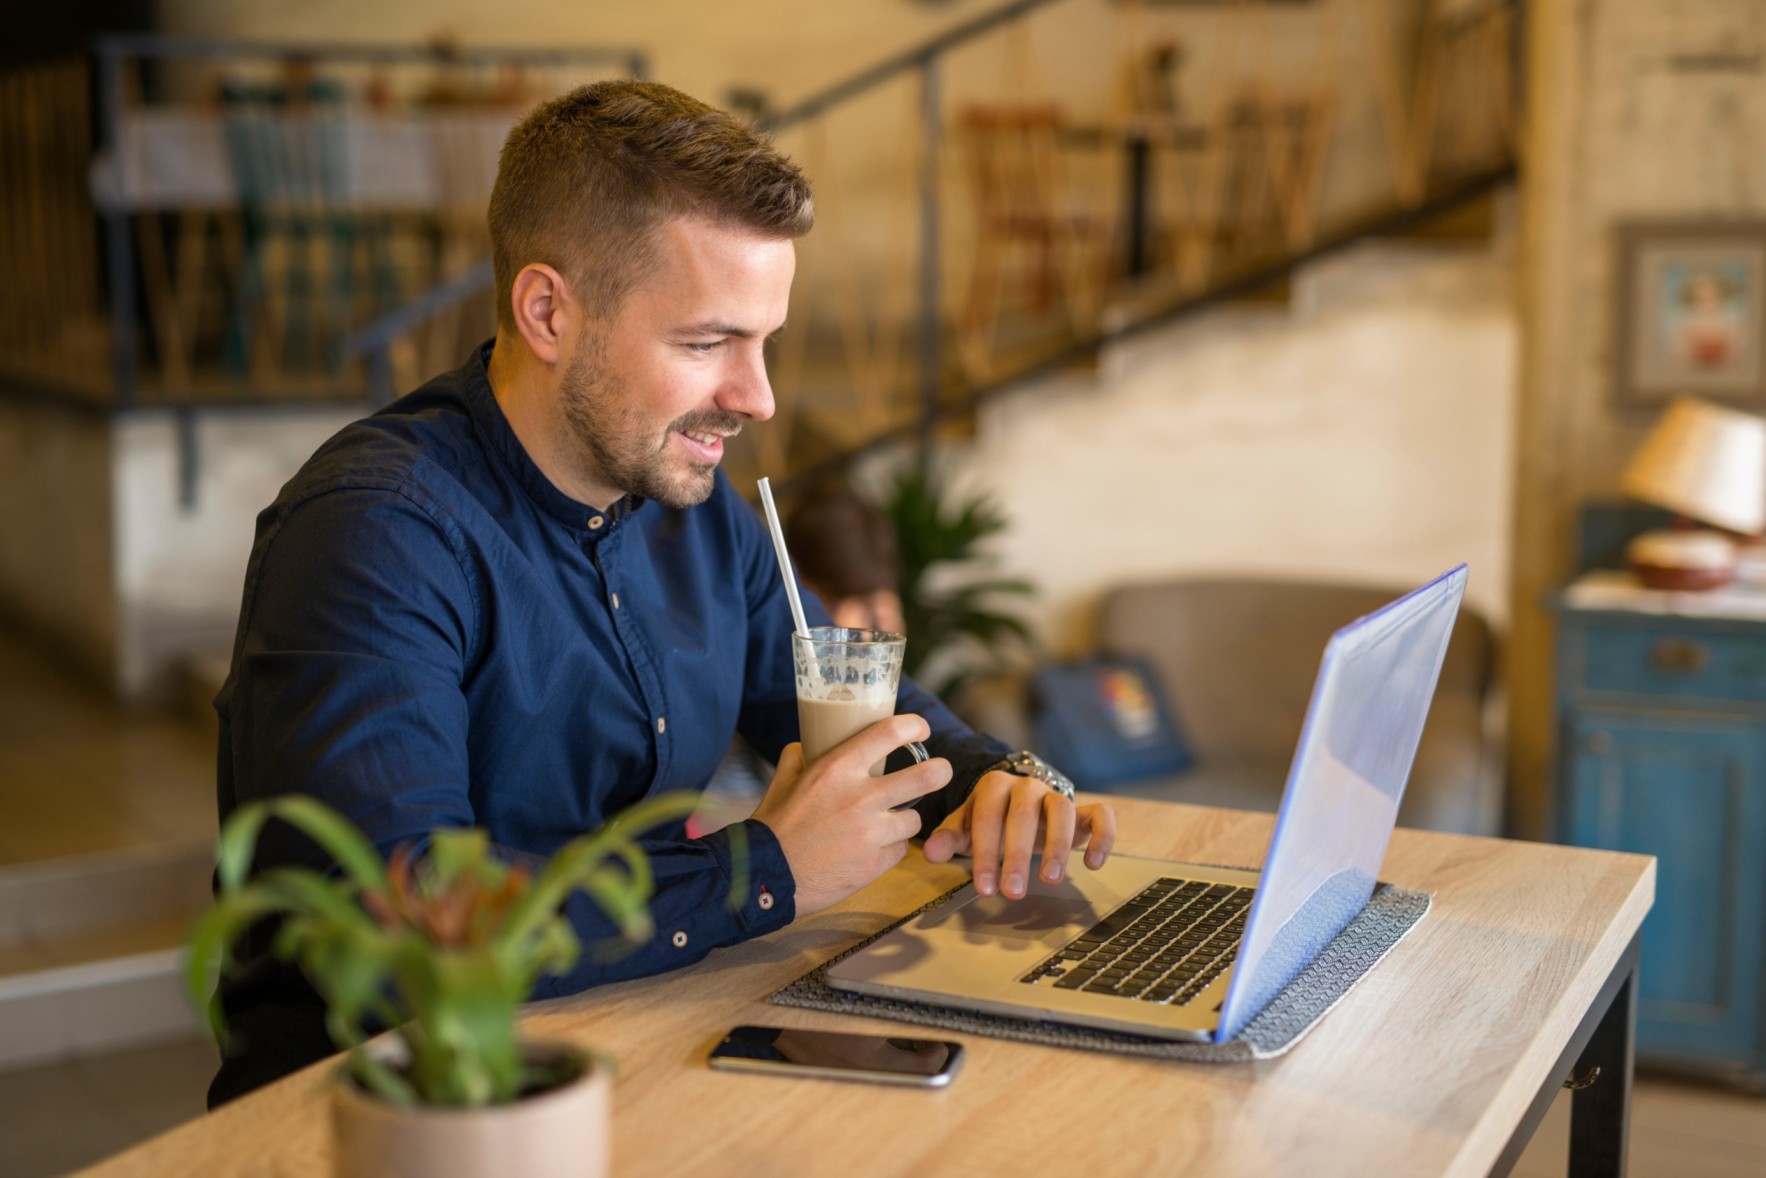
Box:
1568;966;1634;1177
1488;932;1639;1177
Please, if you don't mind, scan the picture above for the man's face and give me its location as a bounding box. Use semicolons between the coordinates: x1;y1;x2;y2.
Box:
558;216;795;509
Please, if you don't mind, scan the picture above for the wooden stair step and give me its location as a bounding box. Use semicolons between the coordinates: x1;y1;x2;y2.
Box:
0;844;212;1069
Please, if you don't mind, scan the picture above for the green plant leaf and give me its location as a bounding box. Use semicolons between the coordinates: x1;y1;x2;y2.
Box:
345;1046;419;1108
578;864;653;946
496;792;701;951
215;805;272;893
184;889;282;1043
428;827;492;889
303;925;400;1056
882;466;1036;688
218;797;389;895
404;950;525;1106
254;867;381;935
503;915;580;989
723;819;749;913
262;796;391;893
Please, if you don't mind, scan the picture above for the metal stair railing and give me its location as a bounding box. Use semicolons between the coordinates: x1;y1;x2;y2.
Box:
331;0;1523;492
779;163;1515;497
341;0;1068;409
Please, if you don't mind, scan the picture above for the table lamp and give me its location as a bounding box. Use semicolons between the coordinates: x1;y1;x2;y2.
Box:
1619;397;1765;590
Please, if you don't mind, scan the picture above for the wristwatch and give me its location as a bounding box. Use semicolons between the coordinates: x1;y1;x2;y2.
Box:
985;750;1077;801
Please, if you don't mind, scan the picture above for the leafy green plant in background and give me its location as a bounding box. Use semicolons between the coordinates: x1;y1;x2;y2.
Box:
884;464;1035;701
187;791;714;1108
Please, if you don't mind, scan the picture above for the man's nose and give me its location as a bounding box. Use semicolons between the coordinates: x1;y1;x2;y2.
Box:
720;346;775;422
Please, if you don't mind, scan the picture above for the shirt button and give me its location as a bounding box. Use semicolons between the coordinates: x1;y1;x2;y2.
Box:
587;515;605;530
671;930;688;949
611;593;620;610
656;716;666;734
758;891;775;911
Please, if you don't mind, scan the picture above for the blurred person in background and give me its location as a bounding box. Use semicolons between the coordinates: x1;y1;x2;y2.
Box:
786;486;904;634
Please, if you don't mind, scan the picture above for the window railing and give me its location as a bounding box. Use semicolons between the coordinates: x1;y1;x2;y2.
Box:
345;0;1521;492
0;35;644;411
3;0;1519;490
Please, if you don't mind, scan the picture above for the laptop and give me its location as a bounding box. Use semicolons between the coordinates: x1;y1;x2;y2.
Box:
827;565;1468;1042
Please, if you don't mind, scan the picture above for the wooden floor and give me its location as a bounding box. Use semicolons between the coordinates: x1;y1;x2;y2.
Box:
0;625;1761;1175
0;629;215;866
1514;1076;1766;1177
0;1036;218;1178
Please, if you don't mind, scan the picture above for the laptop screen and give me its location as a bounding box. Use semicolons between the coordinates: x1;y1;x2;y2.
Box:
1214;565;1468;1041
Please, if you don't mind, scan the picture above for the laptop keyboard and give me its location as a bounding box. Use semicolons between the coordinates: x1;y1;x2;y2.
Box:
1018;878;1253;1006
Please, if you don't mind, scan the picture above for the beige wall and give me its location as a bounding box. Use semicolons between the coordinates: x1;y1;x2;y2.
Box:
0;397;356;701
1510;0;1766;839
0;400;116;686
112;409;358;700
932;234;1516;662
159;0;1420;344
158;0;1402;126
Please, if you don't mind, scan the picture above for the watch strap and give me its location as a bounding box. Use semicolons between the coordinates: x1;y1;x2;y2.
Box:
985;750;1077;801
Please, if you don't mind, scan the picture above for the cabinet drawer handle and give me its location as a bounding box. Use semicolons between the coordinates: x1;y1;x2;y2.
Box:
1650;638;1709;674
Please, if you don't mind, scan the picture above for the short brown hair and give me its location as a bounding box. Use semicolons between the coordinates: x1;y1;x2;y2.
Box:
488;80;815;327
785;490;899;600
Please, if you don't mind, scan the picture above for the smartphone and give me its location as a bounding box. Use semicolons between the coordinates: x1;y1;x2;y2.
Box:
707;1025;964;1088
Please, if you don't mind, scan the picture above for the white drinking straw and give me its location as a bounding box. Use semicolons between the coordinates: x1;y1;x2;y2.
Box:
757;477;811;638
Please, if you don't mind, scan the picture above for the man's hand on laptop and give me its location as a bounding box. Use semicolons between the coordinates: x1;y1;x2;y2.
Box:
751;714;952;916
922;773;1116;901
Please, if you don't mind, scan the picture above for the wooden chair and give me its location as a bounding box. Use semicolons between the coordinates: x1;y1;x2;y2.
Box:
955;104;1110;380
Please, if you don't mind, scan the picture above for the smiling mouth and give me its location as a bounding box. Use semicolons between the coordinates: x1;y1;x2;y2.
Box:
674;426;738;464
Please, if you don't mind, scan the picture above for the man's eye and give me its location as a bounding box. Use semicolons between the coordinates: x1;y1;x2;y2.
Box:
686;340;721;355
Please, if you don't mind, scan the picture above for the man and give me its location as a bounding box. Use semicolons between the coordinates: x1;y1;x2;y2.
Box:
211;80;1114;1106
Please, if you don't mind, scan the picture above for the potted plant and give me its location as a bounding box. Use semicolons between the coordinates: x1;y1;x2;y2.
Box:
187;791;711;1178
884;463;1036;701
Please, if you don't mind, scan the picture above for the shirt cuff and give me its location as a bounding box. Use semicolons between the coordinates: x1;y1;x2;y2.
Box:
706;818;796;932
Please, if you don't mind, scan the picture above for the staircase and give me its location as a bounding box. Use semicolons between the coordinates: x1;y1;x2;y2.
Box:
0;626;216;1073
339;0;1522;505
0;843;212;1070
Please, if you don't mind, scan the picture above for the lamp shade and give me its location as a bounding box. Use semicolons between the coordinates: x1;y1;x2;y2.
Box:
1621;398;1765;536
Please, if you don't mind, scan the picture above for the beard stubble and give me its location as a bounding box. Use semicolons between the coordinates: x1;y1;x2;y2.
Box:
557;343;744;510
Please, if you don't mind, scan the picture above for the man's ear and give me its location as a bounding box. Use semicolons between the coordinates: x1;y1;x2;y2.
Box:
508;263;573;366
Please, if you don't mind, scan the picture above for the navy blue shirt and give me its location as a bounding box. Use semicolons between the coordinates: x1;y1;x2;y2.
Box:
210;342;1008;1103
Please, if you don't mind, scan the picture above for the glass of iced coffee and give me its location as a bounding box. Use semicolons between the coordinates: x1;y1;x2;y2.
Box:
791;627;927;774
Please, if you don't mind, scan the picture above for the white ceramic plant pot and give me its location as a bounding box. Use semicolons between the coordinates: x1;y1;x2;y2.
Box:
331;1042;609;1178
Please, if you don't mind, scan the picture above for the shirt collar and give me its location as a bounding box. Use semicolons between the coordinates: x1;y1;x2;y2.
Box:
462;340;646;537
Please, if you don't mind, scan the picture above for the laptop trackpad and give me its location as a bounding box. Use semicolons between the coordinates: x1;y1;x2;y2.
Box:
933;894;1097;945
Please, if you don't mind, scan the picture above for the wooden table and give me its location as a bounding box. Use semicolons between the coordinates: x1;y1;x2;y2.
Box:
1061;117;1210;279
80;799;1653;1177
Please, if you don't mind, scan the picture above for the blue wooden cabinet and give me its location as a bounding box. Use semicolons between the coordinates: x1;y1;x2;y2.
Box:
1556;574;1766;1086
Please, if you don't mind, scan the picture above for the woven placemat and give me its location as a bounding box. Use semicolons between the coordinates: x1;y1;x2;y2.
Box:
772;879;1430;1061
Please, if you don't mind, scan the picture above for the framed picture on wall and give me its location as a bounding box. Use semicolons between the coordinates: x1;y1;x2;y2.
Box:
1614;220;1766;412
